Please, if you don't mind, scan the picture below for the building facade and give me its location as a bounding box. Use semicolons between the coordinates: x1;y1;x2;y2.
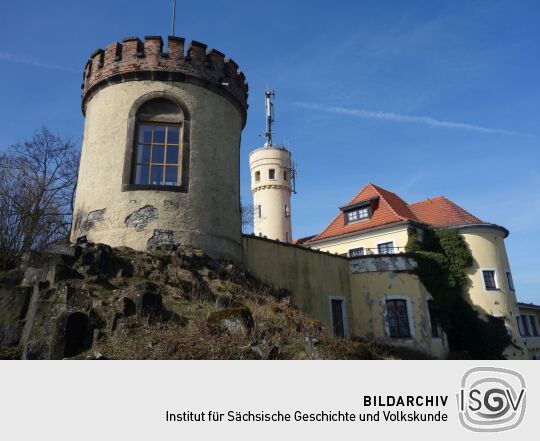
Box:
292;183;528;359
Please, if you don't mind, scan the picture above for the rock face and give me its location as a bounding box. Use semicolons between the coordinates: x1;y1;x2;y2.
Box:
207;307;254;336
0;241;394;360
0;271;31;347
0;242;243;359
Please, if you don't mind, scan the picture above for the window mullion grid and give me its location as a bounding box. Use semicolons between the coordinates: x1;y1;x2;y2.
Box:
161;126;167;184
148;126;154;185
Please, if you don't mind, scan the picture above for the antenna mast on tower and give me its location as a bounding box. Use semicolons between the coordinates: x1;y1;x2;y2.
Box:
264;90;275;147
171;0;177;36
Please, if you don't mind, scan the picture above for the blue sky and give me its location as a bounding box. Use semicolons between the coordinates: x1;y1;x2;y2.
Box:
0;0;538;302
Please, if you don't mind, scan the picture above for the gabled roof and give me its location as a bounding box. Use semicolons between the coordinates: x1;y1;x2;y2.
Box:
305;183;487;244
306;183;417;243
408;196;483;228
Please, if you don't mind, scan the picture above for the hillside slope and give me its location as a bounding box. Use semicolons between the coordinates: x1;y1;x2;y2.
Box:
0;243;427;360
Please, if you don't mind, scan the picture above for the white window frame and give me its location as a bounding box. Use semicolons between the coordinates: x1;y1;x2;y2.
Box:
328;295;349;338
344;206;370;224
481;268;499;291
376;239;397;255
382;295;415;339
505;270;515;292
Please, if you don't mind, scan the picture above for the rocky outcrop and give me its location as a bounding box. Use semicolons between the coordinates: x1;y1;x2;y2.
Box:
0;242;399;360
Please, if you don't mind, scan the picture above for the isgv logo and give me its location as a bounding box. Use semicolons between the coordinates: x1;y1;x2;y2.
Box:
457;367;526;432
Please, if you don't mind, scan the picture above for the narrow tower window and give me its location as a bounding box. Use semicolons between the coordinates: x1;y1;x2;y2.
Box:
132;98;183;187
257;205;262;218
284;171;288;181
255;171;261;182
269;169;275;180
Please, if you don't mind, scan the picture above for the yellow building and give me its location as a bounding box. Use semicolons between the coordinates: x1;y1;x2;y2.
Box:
245;182;532;359
286;183;527;359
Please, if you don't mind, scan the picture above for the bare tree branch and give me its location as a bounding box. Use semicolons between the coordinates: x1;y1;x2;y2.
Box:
0;127;80;270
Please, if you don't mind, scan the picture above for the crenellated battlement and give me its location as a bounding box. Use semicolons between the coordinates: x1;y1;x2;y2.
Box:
81;35;248;124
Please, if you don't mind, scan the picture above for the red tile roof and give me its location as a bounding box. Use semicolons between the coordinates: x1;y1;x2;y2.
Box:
306;183;485;244
408;196;483;228
293;235;317;245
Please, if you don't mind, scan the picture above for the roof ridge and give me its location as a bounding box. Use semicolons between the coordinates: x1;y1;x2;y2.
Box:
370;184;412;221
306;183;385;244
376;191;406;220
440;197;484;223
408;195;445;207
408;194;485;226
346;182;375;205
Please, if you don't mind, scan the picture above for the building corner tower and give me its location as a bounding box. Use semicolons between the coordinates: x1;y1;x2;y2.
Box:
71;35;248;261
249;91;294;242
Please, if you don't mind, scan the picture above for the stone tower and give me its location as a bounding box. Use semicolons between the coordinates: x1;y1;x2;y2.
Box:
71;36;248;260
249;91;293;242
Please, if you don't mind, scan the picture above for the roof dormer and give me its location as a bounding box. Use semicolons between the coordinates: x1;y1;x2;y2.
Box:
340;196;379;225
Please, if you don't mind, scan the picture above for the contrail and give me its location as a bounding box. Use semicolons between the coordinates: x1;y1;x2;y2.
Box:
0;52;79;74
296;102;526;136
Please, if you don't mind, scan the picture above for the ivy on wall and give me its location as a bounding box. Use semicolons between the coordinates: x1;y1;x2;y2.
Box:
406;227;511;359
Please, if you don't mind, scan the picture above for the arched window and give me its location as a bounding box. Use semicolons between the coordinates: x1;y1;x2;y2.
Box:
131;98;185;187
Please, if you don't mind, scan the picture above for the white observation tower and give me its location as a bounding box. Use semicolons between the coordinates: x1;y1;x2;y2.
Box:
249;90;295;242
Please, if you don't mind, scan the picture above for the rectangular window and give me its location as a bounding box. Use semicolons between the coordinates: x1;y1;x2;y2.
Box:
284;171;288;181
269;169;276;180
386;299;411;338
521;315;530;337
134;124;180;186
529;315;538;337
377;242;395;254
428;300;440;338
482;270;498;290
285;231;289;243
257;205;262;218
344;206;370;224
255;171;261;182
284;204;289;218
506;271;515;291
516;316;524;336
348;247;365;257
331;299;345;338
